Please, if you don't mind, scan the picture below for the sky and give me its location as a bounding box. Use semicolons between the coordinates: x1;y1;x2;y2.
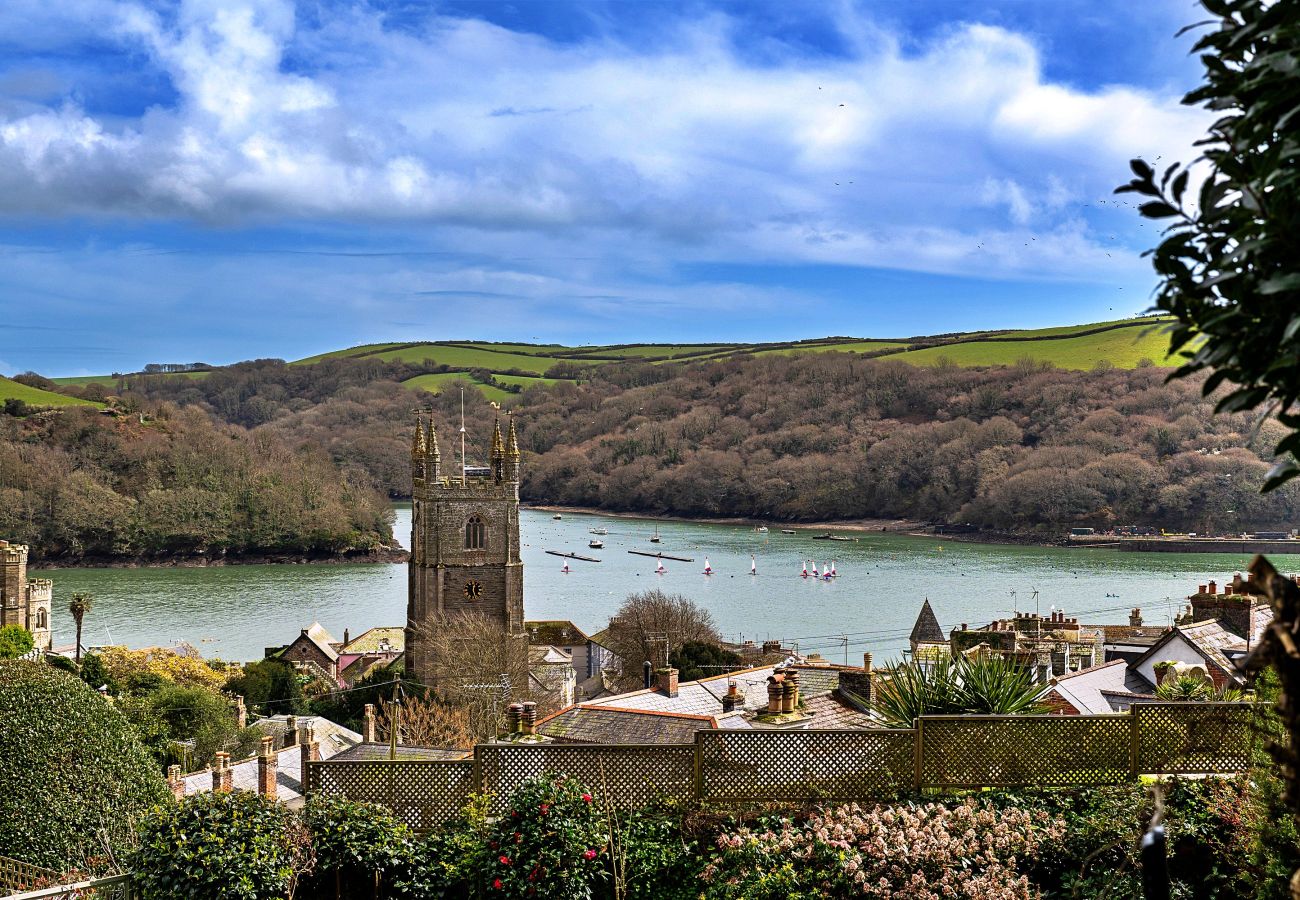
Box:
0;0;1212;376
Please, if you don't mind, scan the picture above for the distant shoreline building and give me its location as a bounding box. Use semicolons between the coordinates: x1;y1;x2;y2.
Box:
0;540;51;652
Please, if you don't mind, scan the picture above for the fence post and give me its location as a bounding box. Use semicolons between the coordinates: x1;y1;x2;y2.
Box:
1130;706;1141;777
693;732;705;803
914;719;924;791
472;745;484;796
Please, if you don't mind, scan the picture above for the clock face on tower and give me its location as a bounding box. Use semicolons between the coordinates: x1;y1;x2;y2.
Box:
463;579;484;600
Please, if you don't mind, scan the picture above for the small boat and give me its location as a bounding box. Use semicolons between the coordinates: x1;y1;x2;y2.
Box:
801;561;809;578
703;557;713;576
655;561;666;574
650;525;661;544
553;514;563;520
561;562;570;574
812;533;856;542
781;529;796;534
829;560;838;577
588;539;605;549
750;555;757;575
755;525;768;533
589;528;608;535
811;561;819;578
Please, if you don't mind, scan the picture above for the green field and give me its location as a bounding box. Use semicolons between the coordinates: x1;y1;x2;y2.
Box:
494;374;559;389
893;321;1182;370
52;371;211;386
402;373;512;403
0;376;101;408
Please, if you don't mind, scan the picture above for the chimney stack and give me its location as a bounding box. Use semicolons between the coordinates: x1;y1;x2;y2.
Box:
505;703;523;734
521;701;538;736
722;680;741;713
862;652;873;672
300;724;319;783
211;753;232;793
643;661;653;689
766;675;783;714
167;765;185;801
656;667;679;698
1208;580;1217;595
257;736;277;799
362;704;377;743
780;668;799;713
343;628;350;646
284;715;300;748
1129;608;1143;627
233;695;247;729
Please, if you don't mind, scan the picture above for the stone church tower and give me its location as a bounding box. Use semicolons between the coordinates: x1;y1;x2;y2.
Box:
406;413;525;690
0;541;52;652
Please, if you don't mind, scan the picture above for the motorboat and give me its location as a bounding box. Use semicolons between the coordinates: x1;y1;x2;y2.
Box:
588;539;604;549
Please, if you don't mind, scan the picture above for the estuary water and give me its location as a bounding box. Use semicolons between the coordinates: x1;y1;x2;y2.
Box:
35;506;1300;663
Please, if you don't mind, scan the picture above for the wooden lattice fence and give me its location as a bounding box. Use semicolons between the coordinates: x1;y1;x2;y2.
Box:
306;702;1260;826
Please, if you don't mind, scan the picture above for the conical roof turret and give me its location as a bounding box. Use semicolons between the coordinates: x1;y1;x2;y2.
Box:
506;416;520;458
425;418;439;460
411;412;427;458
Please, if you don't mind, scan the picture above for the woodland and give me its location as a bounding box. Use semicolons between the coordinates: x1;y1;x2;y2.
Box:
33;351;1300;537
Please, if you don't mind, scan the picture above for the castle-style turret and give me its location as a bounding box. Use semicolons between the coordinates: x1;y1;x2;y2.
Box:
426;419;441;481
505;416;521;484
0;541;51;652
490;419;506;482
411;413;428;484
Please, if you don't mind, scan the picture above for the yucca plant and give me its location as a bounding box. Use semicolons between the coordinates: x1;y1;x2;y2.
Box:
874;654;1045;728
1155;675;1242;703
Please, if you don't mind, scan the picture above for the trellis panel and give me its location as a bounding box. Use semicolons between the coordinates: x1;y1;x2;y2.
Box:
919;714;1132;787
697;729;914;801
478;744;693;813
306;760;476;829
1133;702;1255;774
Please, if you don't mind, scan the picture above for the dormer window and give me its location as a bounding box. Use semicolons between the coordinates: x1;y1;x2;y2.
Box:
465;516;486;551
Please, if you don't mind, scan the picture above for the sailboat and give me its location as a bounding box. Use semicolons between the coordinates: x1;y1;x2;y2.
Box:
561;562;570;574
810;561;820;578
750;554;757;575
823;562;833;581
829;560;838;577
655;560;666;574
650;525;661;544
703;557;713;576
801;561;809;578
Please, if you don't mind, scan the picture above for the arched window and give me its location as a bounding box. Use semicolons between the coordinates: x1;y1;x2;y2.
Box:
465;516;486;551
34;608;47;629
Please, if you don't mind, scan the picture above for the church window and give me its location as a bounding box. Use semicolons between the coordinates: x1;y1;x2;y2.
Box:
34;608;47;629
465;516;486;551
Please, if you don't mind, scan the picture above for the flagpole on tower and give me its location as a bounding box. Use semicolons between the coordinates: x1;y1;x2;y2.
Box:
459;388;467;486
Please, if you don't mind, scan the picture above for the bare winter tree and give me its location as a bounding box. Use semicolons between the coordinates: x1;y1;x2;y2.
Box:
413;611;535;743
375;695;474;750
604;589;721;690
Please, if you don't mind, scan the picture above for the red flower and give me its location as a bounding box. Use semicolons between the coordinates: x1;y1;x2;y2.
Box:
514;832;522;843
581;794;592;803
499;855;511;866
493;879;502;890
540;803;550;815
583;849;597;861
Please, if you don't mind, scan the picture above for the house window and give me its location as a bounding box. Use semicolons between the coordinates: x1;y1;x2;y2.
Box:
34;608;47;629
465;516;486;551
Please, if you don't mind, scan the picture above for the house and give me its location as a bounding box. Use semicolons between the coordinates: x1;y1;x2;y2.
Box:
527;657;880;744
528;645;577;708
269;622;342;684
526;620;619;699
1037;660;1156;714
337;627;405;687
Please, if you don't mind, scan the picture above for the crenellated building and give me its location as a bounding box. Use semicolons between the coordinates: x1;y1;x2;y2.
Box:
0;540;52;652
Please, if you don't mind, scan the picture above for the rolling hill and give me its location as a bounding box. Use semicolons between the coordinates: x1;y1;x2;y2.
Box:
0;376;101;408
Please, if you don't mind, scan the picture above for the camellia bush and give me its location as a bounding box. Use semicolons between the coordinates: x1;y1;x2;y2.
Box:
485;775;607;898
0;660;168;870
302;795;412;899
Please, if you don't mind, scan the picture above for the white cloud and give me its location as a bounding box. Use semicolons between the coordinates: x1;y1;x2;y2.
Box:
0;0;1208;282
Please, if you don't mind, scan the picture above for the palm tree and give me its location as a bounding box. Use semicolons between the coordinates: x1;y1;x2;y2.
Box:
874;653;1045;728
67;593;93;664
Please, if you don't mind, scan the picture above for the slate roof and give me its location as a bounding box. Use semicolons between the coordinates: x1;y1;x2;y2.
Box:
1036;660;1155;715
330;743;470;761
250;715;362;758
341;627;404;654
529;645;574;666
587;628;613;649
182;745;310;804
911;599;945;645
802;693;878;728
537;706;717;744
525;620;590;646
1096;625;1169;645
289;621;339;662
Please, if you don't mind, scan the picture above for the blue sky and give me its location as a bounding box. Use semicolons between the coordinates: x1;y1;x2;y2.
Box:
0;0;1210;375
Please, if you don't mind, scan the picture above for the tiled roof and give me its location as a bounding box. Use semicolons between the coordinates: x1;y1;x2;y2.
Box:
330;743;470;761
525;620;590;646
1097;625;1169;644
910;599;945;645
1035;660;1145;715
529;645;573;666
183;746;308;804
341;627;405;654
802;693;877;728
537;705;716;744
250;715;362;759
292;622;339;662
1175;620;1246;677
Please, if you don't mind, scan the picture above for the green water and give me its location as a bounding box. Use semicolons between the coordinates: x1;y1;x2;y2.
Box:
35;506;1297;663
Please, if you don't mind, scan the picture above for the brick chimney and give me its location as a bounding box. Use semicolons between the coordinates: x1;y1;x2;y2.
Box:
780;668;799;713
211;752;232;792
300;724;320;778
284;716;300;748
521;701;538;736
167;764;185;801
257;736;277;799
721;680;741;713
362;704;377;743
505;703;523;734
233;695;247;729
655;667;679;698
1208;579;1217;595
1129;608;1143;627
766;674;782;714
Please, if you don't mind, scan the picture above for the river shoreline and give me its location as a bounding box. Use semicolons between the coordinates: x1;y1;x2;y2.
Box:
31;546;409;570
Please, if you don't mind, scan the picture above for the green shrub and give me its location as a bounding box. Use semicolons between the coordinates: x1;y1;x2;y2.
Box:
611;806;702;900
78;652;120;694
0;624;34;659
389;795;492;900
302;794;412;899
120;683;255;770
485;775;606;899
0;660;168;869
132;791;308;900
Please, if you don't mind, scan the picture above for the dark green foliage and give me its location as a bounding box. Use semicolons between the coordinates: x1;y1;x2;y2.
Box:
0;624;34;659
228;657;307;715
389;795;492;900
1119;0;1300;490
0;404;393;562
301;795;412;899
120;683;256;770
670;641;743;683
78;652;120;694
0;660;168;869
485;776;606;899
873;653;1045;727
132;791;307;900
612;806;702;900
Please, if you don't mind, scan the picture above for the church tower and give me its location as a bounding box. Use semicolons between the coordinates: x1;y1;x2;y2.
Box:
0;541;52;652
406;412;525;690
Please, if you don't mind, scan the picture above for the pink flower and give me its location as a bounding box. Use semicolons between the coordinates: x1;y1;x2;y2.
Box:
499;855;511;866
582;793;592;803
583;849;597;860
